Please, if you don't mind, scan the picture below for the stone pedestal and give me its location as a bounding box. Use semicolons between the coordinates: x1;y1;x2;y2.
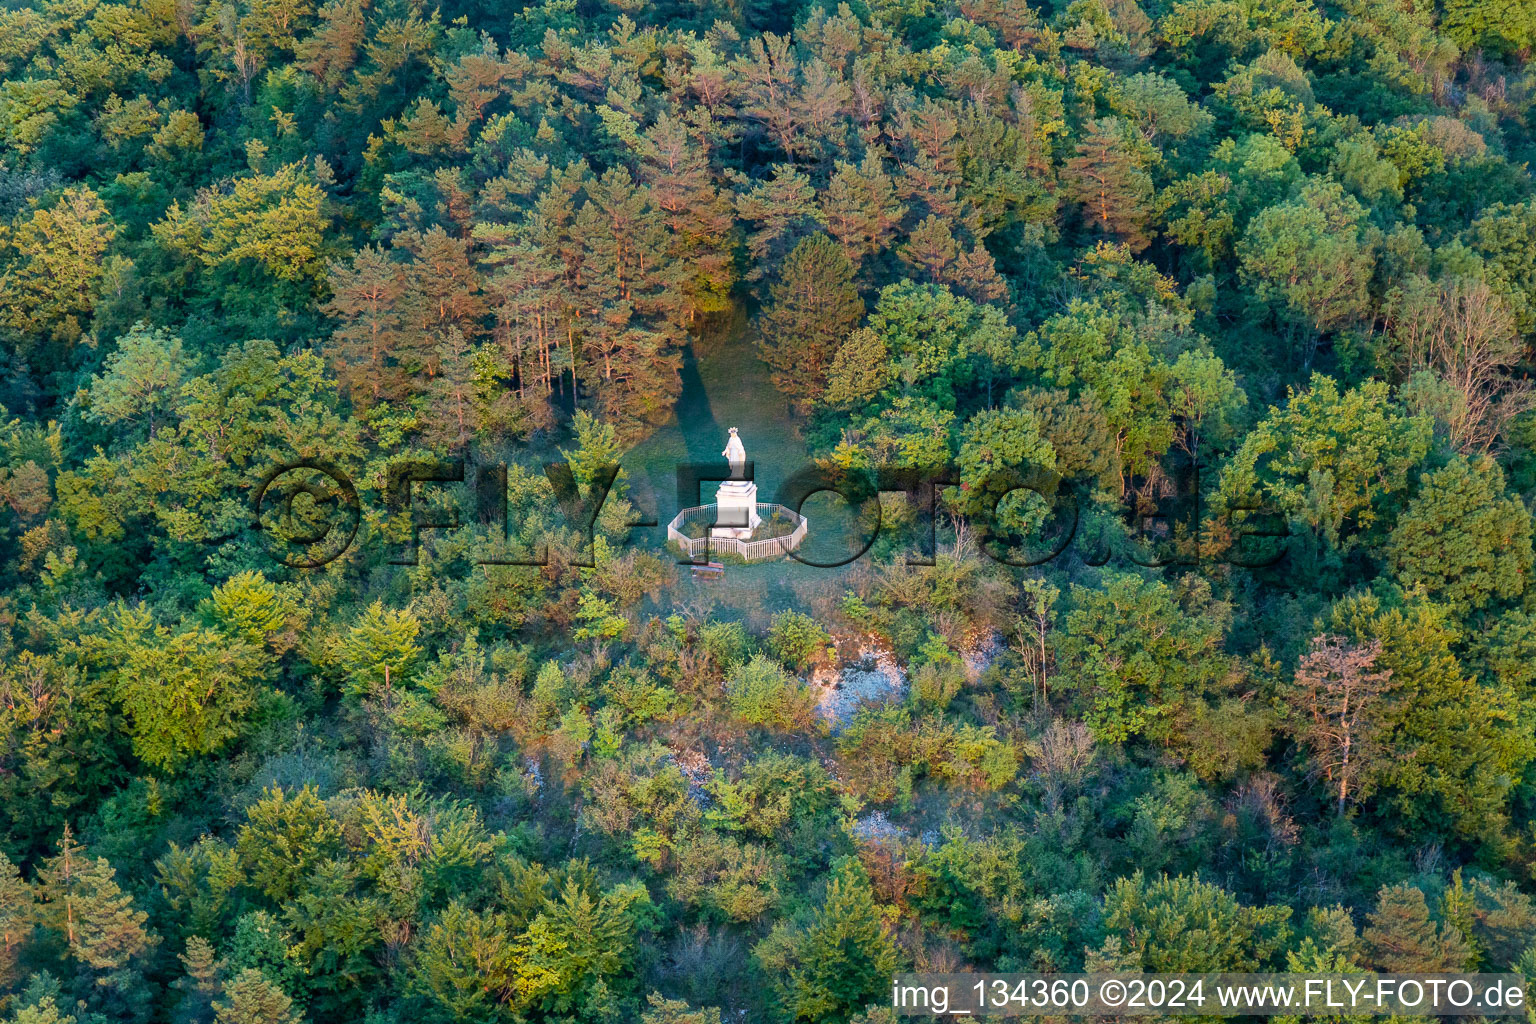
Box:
711;479;762;539
712;426;761;539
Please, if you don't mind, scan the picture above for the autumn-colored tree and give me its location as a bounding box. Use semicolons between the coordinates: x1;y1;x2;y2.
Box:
36;826;158;978
213;967;304;1024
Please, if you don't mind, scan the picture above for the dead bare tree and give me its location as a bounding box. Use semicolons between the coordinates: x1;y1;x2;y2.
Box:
1386;275;1535;453
1285;635;1393;815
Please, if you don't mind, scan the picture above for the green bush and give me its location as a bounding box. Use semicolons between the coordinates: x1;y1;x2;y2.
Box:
726;655;819;731
767;610;834;671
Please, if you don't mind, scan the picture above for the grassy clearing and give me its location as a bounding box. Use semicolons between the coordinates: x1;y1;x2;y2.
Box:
622;313;870;627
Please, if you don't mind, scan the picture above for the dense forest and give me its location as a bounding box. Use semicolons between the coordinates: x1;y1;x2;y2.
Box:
3;0;1536;1019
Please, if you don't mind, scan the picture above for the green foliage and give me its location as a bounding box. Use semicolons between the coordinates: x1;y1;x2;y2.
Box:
757;234;865;402
766;610;833;672
407;901;516;1021
213;968;303;1024
100;604;268;771
1386;456;1532;612
836;706;1019;801
695;620;753;673
0;186;116;349
1052;573;1238;743
84;324;192;436
0;0;1535;1015
1362;884;1472;971
1216;374;1432;554
1238;180;1379;346
335;602;423;699
235;786;343;903
1329;593;1536;842
1104;872;1291;970
726;655;818;731
756;859;898;1023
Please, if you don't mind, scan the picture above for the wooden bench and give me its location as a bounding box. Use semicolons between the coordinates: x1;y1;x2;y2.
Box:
690;562;725;579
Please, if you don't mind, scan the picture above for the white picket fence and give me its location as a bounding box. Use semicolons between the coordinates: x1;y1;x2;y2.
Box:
667;503;808;562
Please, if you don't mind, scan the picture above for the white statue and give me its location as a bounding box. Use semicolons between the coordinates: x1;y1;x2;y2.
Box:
713;426;761;536
722;426;747;469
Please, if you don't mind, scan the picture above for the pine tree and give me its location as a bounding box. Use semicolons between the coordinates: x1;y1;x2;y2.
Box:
445;37;522;129
479;233;569;406
581;166;689;332
173;936;227;1024
426;327;481;450
398;226;487;377
1364;885;1471;972
896;216;1008;303
213;968;302;1024
0;850;33;990
820;154;906;270
1067;118;1154;251
323;245;408;406
957;0;1043;47
790;58;852;162
737;33;805;159
756;234;864;403
734;165;820;280
897;215;960;287
36;826;157;975
755;858;897;1022
894;100;967;224
571;166;685;438
640;115;736;320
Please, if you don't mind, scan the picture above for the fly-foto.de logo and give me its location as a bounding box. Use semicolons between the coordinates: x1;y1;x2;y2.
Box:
250;455;1291;571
